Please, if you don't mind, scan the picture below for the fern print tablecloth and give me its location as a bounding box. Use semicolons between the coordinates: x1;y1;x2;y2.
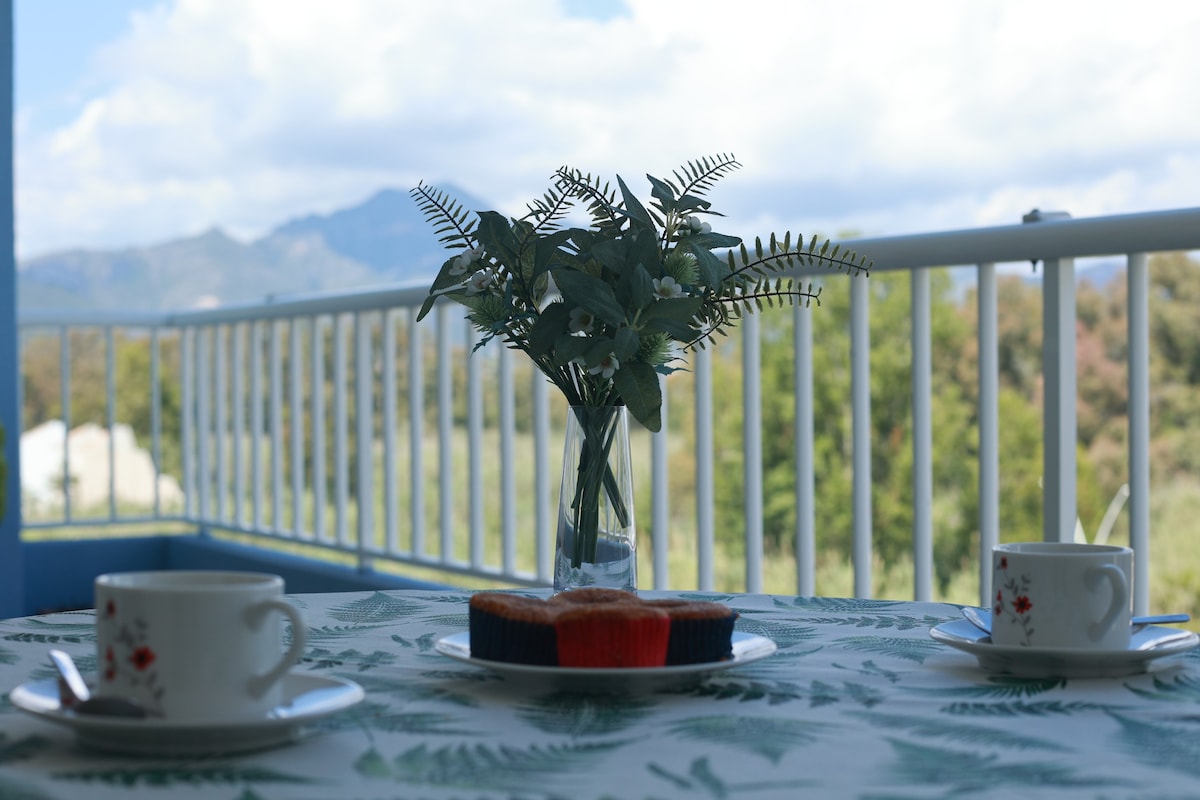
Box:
4;589;1200;799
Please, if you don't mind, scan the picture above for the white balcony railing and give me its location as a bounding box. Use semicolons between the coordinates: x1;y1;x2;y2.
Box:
17;207;1200;608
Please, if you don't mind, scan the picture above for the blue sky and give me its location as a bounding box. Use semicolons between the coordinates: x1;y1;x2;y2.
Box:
13;0;1200;262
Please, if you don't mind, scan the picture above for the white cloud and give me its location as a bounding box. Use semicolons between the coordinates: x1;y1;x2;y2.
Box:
15;0;1200;259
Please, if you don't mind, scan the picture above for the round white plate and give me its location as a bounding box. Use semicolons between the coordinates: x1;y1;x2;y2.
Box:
9;673;364;756
930;618;1199;678
435;630;776;691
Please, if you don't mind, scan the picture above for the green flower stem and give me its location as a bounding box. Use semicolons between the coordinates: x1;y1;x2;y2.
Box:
568;405;629;568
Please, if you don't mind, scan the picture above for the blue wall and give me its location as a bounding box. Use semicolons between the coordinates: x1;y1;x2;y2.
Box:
0;1;22;620
21;535;448;615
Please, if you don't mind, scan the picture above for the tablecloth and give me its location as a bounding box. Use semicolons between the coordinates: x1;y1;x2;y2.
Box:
4;589;1200;799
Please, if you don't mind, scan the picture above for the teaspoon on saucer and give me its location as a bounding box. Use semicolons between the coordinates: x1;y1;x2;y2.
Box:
961;607;1190;638
48;649;147;718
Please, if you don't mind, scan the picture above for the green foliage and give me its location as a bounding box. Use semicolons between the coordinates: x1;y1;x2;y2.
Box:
411;154;870;432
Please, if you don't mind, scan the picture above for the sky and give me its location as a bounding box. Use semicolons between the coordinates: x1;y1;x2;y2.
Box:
13;0;1200;262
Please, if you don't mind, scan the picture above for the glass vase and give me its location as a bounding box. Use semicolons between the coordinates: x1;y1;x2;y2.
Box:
553;405;637;593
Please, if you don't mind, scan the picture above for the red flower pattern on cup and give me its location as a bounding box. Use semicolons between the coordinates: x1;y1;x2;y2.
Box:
994;560;1036;646
129;646;156;670
96;606;166;713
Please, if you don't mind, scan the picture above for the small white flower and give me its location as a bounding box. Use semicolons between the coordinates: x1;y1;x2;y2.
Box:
653;276;684;299
569;307;595;334
465;268;495;295
588;353;620;379
449;246;484;276
682;216;712;235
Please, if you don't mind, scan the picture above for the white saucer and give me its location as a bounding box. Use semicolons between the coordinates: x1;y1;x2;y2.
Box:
930;618;1199;678
8;673;364;756
435;631;776;692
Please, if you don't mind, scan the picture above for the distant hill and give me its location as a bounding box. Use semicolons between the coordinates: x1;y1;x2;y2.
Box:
17;184;490;311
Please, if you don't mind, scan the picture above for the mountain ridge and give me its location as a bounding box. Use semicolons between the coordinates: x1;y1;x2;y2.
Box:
17;184;489;311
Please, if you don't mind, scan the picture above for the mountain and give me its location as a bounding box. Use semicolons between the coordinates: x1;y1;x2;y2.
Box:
17;184;490;311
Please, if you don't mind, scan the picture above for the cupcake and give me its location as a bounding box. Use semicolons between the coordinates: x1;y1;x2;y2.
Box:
554;603;670;668
468;592;559;665
643;599;738;665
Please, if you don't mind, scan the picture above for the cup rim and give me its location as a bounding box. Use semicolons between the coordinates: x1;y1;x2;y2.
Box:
95;570;285;591
994;542;1132;556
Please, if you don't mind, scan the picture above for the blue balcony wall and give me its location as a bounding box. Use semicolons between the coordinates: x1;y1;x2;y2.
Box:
22;534;448;614
0;3;23;620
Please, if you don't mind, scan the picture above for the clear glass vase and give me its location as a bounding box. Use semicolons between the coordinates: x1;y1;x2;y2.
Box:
553;405;637;593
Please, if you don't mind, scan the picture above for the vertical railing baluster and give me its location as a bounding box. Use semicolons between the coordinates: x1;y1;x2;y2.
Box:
977;263;1000;605
59;326;71;521
695;345;714;591
105;326;116;520
794;304;815;596
290;318;305;537
466;324;484;571
334;314;349;546
215;324;228;522
408;311;425;559
311;317;327;543
150;327;162;516
251;321;264;530
269;321;284;532
911;269;933;601
651;375;669;590
383;311;399;554
181;327;195;520
1127;252;1151;614
436;305;453;565
499;346;516;576
232;323;245;527
197;327;211;522
851;274;873;598
355;312;375;562
533;372;551;582
742;314;763;593
1042;258;1077;542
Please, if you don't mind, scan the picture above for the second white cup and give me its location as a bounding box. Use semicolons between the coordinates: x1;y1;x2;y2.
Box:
991;542;1133;650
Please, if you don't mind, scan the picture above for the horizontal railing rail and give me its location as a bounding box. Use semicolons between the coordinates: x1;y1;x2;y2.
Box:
17;206;1200;605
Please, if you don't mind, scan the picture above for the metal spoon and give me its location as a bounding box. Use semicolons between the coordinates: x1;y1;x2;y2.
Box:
961;607;1190;637
48;649;147;718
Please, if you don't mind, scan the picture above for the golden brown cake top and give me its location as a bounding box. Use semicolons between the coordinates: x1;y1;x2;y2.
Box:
643;598;737;620
546;587;640;605
469;592;558;623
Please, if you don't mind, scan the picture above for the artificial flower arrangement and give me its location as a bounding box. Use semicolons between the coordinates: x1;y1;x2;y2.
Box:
411;154;869;587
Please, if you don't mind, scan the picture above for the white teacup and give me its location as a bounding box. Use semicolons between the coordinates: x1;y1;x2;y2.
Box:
94;571;307;721
991;542;1133;650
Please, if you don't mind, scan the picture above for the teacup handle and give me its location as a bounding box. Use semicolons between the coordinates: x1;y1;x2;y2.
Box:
1085;563;1129;641
244;599;307;699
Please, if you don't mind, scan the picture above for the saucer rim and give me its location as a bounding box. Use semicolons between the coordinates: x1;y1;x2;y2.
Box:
930;618;1199;676
8;671;363;734
434;630;776;683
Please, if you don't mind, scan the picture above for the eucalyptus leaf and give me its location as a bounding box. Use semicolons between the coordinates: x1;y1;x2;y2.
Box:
475;211;520;265
553;270;627;327
529;303;572;358
641;297;704;340
647;174;677;212
613;361;662;432
626;264;656;313
686;240;730;287
613;326;640;362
